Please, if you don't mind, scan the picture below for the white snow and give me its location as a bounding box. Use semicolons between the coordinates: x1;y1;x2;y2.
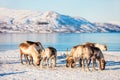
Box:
0;50;120;80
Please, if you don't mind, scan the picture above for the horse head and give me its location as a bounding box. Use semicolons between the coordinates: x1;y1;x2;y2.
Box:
66;56;75;68
35;55;41;66
100;58;106;70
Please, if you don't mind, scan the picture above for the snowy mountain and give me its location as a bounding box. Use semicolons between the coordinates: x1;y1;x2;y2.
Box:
0;7;120;33
94;23;120;32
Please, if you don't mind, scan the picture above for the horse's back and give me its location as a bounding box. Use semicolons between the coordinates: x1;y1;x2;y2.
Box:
26;41;41;46
84;42;95;47
48;47;57;54
70;45;86;59
44;47;57;58
19;43;29;50
48;47;57;57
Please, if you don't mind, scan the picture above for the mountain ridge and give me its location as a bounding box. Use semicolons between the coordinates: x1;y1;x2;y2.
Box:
0;7;120;33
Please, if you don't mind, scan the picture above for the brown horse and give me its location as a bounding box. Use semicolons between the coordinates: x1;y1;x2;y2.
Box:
90;46;106;70
66;45;88;70
83;42;107;70
79;46;106;70
66;45;106;71
40;47;57;68
19;42;41;66
22;41;44;65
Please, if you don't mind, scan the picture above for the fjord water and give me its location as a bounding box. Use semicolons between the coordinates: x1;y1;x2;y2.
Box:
0;33;120;51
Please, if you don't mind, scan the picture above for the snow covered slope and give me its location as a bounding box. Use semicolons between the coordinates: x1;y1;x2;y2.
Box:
0;7;120;33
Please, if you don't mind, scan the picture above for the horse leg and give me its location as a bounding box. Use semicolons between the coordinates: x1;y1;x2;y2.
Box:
24;54;28;64
55;56;57;67
20;53;23;64
20;49;23;64
45;57;47;65
40;57;43;68
29;56;34;65
82;59;85;72
86;59;90;71
79;58;82;67
47;58;49;68
27;56;30;65
99;60;102;70
51;57;56;68
88;59;91;66
93;58;97;71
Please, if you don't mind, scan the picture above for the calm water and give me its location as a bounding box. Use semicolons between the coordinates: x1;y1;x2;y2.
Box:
0;33;120;51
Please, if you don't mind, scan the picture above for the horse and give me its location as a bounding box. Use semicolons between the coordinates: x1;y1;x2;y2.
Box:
66;45;87;70
83;42;107;69
84;42;107;51
66;45;106;71
40;47;57;68
79;46;106;70
22;41;44;65
19;42;41;66
90;46;106;70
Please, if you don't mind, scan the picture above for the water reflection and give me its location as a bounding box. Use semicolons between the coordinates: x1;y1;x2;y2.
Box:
0;33;120;51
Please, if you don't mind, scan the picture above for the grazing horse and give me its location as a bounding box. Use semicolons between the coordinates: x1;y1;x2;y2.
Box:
66;45;88;70
23;41;44;65
66;45;106;71
84;42;107;51
79;46;106;70
40;47;57;68
90;46;106;70
19;42;41;66
83;42;107;69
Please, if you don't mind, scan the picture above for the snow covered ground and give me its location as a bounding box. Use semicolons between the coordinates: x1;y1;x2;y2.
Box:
0;50;120;80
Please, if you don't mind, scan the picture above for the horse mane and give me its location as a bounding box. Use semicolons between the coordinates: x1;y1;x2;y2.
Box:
84;42;96;47
26;41;40;46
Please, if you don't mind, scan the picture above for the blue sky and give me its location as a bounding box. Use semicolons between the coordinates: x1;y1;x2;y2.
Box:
0;0;120;23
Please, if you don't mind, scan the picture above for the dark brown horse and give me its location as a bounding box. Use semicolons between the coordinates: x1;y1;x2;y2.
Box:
90;46;106;70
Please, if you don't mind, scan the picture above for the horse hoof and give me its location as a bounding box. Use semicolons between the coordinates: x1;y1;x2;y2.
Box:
82;69;85;72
